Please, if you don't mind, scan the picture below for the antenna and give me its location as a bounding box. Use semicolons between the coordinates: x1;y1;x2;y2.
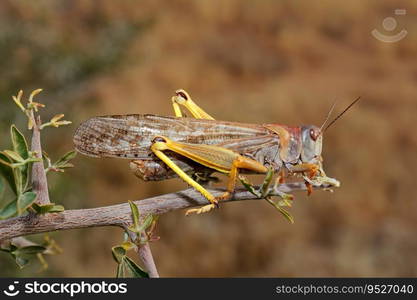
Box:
323;96;361;133
319;99;338;133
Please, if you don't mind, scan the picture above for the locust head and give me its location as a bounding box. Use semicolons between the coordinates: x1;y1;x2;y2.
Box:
299;97;361;188
300;125;322;165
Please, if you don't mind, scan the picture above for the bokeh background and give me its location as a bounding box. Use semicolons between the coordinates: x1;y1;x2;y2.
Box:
1;0;416;277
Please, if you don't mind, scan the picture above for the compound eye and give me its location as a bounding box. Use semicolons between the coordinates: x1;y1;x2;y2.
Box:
310;129;318;141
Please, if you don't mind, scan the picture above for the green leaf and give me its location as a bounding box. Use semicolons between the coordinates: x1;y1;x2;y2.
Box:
0;198;18;219
0;153;17;194
0;177;4;199
116;262;126;278
37;253;48;271
54;150;77;168
266;198;294;224
278;198;293;207
1;150;25;195
136;214;155;233
260;167;274;197
0;156;12;167
0;247;11;253
11;126;29;160
13;166;23;196
32;203;65;214
112;245;148;278
46;204;64;213
32;203;50;214
128;200;140;232
123;256;149;278
12;245;46;255
275;206;294;224
14;256;29;268
3;150;24;162
239;176;260;197
120;241;136;251
42;151;50;161
42;235;63;255
112;246;126;264
11;125;30;190
17;192;37;215
57;163;74;169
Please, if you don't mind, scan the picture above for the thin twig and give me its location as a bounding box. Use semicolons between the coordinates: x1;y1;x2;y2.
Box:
0;182;321;242
123;226;160;278
30;115;50;205
138;242;159;278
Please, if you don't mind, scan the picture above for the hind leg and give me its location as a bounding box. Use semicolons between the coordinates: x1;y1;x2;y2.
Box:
171;89;215;120
150;136;268;215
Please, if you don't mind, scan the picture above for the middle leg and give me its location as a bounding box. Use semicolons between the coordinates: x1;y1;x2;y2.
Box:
286;163;320;195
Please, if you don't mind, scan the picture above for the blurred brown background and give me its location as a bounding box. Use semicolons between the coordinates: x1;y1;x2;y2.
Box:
1;0;416;277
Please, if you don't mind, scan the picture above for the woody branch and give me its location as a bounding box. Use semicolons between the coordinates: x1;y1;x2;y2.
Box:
0;183;312;242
